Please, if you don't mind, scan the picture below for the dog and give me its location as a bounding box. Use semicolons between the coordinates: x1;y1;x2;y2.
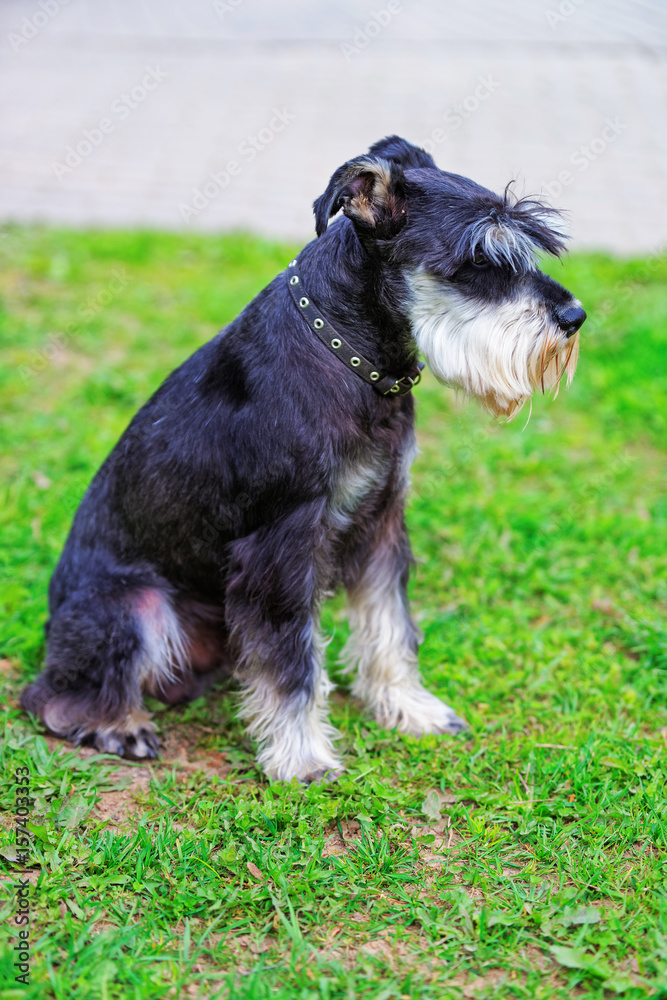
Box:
21;136;586;782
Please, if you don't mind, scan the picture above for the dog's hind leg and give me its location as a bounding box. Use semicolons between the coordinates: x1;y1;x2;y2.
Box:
342;503;466;737
225;506;342;783
21;583;186;757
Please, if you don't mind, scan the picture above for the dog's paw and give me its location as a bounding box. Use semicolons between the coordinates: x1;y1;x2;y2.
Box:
80;712;160;759
264;757;344;784
38;694;160;759
370;683;467;737
300;766;345;786
89;726;159;759
259;745;344;785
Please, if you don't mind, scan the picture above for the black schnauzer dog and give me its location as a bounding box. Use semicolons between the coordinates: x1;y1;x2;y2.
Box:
22;136;586;781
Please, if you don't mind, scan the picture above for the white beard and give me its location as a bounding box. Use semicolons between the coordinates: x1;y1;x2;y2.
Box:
408;271;580;418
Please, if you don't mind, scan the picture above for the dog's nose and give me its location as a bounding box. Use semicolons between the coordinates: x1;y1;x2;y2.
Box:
557;304;587;338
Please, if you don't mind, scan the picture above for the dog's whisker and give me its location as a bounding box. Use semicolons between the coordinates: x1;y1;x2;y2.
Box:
553;335;578;398
521;397;533;431
539;336;548;394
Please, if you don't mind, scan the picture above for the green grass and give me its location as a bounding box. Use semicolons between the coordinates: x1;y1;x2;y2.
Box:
0;226;666;999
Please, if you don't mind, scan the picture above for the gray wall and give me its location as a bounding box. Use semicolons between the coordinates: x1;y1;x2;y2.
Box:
1;0;665;251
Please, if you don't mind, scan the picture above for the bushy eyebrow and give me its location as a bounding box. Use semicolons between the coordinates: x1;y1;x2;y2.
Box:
453;198;569;273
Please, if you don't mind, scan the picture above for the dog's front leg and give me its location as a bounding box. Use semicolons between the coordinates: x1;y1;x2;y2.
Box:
343;508;466;737
225;505;341;783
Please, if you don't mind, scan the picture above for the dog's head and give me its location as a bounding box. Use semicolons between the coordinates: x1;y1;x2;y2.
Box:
314;136;585;417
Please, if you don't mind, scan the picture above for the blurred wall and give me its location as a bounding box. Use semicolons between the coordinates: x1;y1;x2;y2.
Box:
0;0;665;252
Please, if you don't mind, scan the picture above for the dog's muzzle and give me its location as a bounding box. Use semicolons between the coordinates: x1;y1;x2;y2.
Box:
556;304;587;338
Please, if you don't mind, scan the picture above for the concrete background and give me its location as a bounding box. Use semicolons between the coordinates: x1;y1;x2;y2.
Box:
0;0;666;252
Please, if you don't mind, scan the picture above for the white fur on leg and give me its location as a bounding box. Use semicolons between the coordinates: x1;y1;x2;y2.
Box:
238;658;342;782
344;562;466;736
134;587;188;690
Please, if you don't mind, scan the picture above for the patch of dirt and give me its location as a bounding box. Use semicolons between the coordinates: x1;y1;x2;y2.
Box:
46;722;231;775
157;724;197;766
0;868;40;887
592;597;623;617
321;818;362;858
43;736;96;757
410;817;464;864
451;968;509;997
321;834;346;858
322;810;466;867
446;947;587;999
311;922;437;976
143;723;233;780
359;936;400;964
180;751;231;781
232;933;274;956
93;767;152;831
49;349;96;374
90;754;233;831
519;944;549;970
0;658;18;679
36;724;233;832
86;917;119;935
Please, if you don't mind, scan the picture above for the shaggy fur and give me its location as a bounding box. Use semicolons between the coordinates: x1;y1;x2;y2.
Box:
21;136;586;781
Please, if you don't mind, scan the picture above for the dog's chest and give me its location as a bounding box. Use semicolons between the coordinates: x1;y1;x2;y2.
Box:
327;434;414;533
328;457;385;531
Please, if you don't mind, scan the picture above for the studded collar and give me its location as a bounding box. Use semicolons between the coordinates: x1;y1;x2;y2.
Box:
286;258;423;397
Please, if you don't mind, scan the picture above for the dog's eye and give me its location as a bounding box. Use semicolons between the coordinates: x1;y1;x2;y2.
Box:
472;249;488;267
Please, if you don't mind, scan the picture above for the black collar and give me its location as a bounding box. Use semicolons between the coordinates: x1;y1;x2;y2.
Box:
286;258;423;397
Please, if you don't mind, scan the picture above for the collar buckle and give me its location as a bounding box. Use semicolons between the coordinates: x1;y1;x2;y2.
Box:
385;368;423;395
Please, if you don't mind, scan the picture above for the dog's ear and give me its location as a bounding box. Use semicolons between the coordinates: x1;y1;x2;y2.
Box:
313;155;406;239
367;135;437;170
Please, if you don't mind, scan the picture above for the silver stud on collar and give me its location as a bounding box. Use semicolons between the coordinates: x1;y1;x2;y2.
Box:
286;265;421;398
